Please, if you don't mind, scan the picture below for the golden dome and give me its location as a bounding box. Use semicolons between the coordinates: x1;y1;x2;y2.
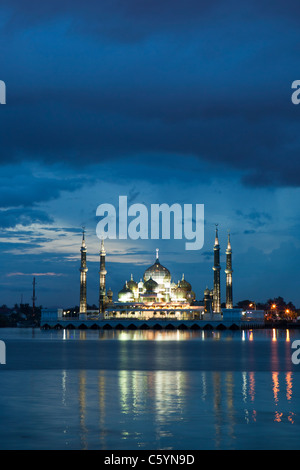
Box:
144;251;171;284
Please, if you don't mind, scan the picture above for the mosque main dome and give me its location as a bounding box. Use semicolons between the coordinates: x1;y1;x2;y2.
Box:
117;249;195;304
143;250;171;285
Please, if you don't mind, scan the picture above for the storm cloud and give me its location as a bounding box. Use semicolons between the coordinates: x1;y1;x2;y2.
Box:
0;1;300;306
0;0;300;187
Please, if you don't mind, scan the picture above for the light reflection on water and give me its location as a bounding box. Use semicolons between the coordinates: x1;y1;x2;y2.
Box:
0;328;300;449
73;368;300;450
53;327;297;343
1;326;295;343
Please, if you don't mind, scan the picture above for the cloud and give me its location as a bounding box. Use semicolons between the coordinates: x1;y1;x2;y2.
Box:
6;272;65;277
0;208;53;229
236;210;272;228
0;1;299;189
0;1;299;308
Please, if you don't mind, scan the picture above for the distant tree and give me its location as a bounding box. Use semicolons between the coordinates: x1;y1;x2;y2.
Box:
237;300;253;310
256;302;267;310
267;297;286;310
286;301;296;311
87;304;98;310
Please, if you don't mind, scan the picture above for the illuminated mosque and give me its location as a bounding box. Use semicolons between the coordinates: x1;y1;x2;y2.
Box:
79;226;233;321
118;249;196;304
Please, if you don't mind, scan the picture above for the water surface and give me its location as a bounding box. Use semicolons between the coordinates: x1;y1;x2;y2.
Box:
0;328;299;450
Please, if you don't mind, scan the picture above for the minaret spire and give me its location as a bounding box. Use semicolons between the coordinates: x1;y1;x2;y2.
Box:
215;224;219;246
79;227;88;313
225;231;233;309
212;224;221;314
99;237;107;315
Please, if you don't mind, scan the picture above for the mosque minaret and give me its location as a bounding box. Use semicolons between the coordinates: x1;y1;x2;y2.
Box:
99;239;107;314
79;228;88;313
225;232;233;309
212;225;221;314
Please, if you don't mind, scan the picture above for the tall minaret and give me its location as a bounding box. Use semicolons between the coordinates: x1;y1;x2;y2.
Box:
225;232;233;309
212;225;221;314
99;239;107;314
79;228;88;313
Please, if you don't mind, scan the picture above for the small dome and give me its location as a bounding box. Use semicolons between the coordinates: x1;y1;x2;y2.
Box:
144;277;158;293
187;291;196;300
118;282;134;300
178;274;192;291
127;274;138;291
119;281;132;294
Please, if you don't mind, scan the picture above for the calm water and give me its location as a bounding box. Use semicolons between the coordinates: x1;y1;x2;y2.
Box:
0;327;300;450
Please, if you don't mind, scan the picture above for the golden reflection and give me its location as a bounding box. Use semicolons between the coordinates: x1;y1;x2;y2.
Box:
272;329;277;342
79;370;88;449
274;411;283;423
79;330;87;340
288;412;295;424
117;330;194;341
201;372;207;401
241;373;258;424
272;372;279;404
242;372;247;403
212;332;221;340
242;372;249;424
286;372;293;401
286;329;290;342
249;372;255;402
98;372;106;449
249;330;253;342
226;372;235;442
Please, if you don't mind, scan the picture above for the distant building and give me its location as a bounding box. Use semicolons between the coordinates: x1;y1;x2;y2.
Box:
243;309;265;321
41;308;63;322
222;308;243;322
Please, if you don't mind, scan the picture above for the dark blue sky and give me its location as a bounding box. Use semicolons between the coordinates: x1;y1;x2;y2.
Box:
0;0;300;308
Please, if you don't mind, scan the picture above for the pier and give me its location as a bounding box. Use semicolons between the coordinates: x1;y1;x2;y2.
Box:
40;318;264;331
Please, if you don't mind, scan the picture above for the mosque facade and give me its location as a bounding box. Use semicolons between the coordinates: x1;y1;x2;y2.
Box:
79;227;233;321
